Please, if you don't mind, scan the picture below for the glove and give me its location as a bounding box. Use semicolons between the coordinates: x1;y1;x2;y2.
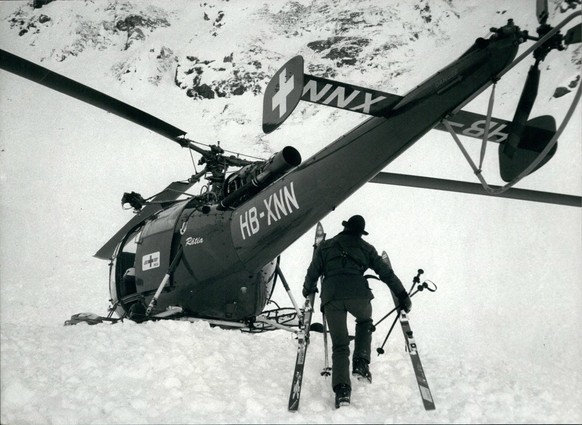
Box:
302;286;318;298
397;293;412;313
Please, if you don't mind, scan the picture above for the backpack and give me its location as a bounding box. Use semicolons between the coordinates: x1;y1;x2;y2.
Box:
323;238;368;277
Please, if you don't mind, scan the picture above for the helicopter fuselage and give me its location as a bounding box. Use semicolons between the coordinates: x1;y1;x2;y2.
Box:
108;21;522;322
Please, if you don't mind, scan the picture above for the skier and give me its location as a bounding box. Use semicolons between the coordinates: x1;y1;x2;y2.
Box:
302;215;411;408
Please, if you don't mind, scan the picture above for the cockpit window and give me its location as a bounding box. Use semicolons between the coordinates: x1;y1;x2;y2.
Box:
116;227;142;297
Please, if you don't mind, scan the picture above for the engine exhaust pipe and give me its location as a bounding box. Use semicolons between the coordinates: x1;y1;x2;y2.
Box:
219;146;301;209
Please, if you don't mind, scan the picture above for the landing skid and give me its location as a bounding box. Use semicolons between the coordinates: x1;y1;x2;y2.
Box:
65;262;305;334
64;307;302;333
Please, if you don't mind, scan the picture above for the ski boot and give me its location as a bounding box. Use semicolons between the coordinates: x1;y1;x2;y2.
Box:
334;384;351;408
352;357;372;383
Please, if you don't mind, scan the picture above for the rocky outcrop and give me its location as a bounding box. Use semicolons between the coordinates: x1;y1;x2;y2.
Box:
175;54;267;99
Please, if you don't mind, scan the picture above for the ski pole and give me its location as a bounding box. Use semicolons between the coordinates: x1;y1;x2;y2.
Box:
375;270;419;356
321;312;331;376
373;287;421;328
373;269;438;349
373;269;435;328
376;313;400;355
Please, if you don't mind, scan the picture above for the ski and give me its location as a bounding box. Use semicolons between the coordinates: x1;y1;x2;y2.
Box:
288;222;326;411
381;251;436;411
64;312;121;326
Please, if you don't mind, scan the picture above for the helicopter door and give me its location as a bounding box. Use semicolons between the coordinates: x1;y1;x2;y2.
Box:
110;202;187;318
108;224;143;318
134;202;187;294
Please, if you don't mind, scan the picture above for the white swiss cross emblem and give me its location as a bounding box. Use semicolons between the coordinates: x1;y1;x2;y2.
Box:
271;69;295;118
142;252;160;271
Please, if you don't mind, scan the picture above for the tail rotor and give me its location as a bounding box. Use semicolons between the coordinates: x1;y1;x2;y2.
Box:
498;2;581;182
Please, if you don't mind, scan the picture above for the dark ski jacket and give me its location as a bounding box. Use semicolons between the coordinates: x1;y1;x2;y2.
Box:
303;230;407;307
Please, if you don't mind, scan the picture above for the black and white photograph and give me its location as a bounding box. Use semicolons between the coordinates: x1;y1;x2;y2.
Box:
1;0;580;423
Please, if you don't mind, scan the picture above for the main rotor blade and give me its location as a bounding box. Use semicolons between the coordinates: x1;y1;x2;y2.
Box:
370;172;581;208
0;49;186;142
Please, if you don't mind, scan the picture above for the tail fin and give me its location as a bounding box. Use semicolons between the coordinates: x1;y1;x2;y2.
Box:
498;115;557;182
263;56;305;134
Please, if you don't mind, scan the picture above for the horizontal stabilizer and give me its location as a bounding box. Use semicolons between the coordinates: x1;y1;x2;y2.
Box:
434;109;555;144
262;55;401;133
300;74;402;116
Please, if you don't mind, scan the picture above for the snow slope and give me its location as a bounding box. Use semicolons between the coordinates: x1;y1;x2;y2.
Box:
1;0;581;423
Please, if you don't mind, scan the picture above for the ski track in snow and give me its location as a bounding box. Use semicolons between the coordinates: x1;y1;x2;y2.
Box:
1;0;581;423
1;319;580;424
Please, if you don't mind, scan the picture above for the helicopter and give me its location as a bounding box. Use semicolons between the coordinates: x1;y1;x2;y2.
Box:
0;1;580;332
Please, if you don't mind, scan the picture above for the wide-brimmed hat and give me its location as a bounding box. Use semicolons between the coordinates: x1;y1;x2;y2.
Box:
342;215;368;235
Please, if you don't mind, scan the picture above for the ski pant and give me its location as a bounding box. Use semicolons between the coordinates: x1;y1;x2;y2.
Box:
324;298;373;390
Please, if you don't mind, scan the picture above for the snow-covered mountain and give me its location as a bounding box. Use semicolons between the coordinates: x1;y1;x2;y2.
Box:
1;1;581;424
